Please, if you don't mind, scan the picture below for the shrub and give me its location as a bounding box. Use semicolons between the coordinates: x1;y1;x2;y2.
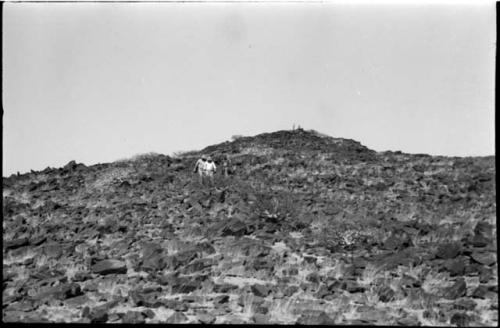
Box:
232;135;245;141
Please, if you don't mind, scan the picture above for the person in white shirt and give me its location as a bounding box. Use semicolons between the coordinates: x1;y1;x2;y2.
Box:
193;155;216;186
204;156;217;186
193;155;207;185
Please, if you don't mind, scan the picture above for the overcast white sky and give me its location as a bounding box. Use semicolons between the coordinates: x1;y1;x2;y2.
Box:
3;2;496;176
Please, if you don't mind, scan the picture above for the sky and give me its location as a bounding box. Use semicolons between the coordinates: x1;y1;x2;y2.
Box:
3;2;496;176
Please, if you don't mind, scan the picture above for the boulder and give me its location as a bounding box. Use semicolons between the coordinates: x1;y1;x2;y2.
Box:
470;234;490;247
142;309;155;319
83;306;109;323
122;311;146;324
162;299;188;312
91;259;127;275
296;310;336;325
443;278;466;300
450;312;471;327
213;283;238;293
142;254;167;272
378;286;395;303
443;259;466;276
342;280;365;293
170;277;200;294
72;271;92;282
166;311;188;323
32;282;82;301
435;243;461;260
470;252;496;266
471;285;489;299
454;298;476;311
474;221;493;237
251;284;270;297
197;313;216;324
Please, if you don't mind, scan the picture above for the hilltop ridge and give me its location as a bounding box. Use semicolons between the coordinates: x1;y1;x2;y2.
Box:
2;129;497;324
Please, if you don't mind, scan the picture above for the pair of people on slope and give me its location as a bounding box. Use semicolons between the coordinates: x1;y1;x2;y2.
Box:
193;155;217;185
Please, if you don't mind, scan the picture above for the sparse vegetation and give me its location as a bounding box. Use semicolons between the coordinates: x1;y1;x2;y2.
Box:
2;129;496;324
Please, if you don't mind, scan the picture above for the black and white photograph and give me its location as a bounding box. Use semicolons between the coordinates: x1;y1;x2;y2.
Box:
2;0;497;325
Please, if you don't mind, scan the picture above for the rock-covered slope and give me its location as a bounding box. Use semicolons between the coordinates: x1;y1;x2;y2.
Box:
2;129;497;324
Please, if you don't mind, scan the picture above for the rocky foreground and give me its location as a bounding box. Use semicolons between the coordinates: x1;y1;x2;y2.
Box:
2;129;497;325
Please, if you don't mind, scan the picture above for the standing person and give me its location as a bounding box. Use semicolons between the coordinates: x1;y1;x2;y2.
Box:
193;155;207;185
204;156;217;186
222;154;232;177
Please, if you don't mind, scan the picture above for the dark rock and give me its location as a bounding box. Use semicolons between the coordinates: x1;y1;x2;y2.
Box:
73;271;92;282
444;259;466;276
303;255;317;264
479;266;494;283
378;286;395;302
91;259;127;275
296;310;336;325
474;221;493;237
122;311;146;324
450;312;471;327
162;299;188;312
32;282;82;301
315;284;332;299
470;252;496;266
142;254;167;272
443;278;467;300
283;267;299;276
5;237;29;250
470;234;490;247
284;285;299;297
400;274;421;288
454;298;476;311
252;257;275;271
129;290;163;308
342;280;365;293
85;307;109;323
142;309;155;319
472;285;489;299
213;294;230;305
306;272;321;284
251;284;270;297
170;277;200;294
213;283;238;293
435;243;461;259
64;294;90;307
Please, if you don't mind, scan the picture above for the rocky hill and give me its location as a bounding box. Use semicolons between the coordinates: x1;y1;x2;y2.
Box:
2;129;497;324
